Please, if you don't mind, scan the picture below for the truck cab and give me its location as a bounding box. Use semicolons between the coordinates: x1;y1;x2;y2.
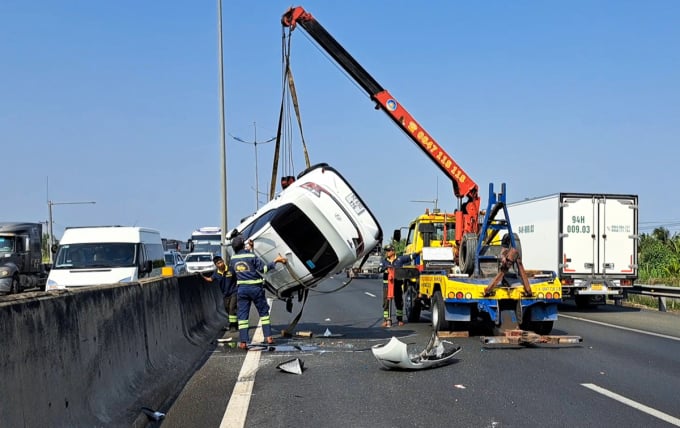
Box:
0;222;48;294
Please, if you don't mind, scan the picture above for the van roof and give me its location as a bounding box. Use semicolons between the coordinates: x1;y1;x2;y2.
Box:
60;226;161;244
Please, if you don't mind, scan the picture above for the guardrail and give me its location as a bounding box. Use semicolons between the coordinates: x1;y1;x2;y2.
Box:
623;284;680;312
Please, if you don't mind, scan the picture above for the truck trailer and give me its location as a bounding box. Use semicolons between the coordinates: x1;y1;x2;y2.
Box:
506;193;638;308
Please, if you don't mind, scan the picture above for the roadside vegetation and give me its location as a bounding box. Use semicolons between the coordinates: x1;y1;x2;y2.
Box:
630;227;680;310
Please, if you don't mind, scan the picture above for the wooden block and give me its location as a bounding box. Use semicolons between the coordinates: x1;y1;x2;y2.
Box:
438;331;469;338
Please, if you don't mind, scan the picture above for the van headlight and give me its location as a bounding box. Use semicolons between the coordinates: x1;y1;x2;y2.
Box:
45;279;65;291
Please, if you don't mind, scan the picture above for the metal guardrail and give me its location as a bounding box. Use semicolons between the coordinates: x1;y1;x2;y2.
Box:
623;284;680;312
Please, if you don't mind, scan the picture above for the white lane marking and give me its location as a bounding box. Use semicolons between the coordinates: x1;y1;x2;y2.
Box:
364;292;377;298
559;314;680;342
581;383;680;426
220;298;270;428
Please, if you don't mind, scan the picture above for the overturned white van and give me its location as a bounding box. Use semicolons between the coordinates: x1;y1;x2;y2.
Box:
46;226;165;290
228;163;382;299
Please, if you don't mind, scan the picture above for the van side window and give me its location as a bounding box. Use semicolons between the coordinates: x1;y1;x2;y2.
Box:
142;243;165;277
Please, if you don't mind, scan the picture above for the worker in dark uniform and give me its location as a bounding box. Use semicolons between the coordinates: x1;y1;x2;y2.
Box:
202;255;237;332
228;234;287;349
379;245;413;327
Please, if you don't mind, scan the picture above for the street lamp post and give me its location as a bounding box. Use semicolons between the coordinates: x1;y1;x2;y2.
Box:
47;200;96;263
231;122;275;210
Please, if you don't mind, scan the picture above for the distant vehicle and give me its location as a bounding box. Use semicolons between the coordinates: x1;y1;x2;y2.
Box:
163;238;187;254
506;193;639;308
227;163;382;300
164;250;187;276
46;226;165;290
347;253;382;279
184;252;216;276
0;222;49;294
187;227;223;256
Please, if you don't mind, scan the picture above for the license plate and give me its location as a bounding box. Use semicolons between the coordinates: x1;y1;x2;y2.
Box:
345;192;366;215
591;284;603;291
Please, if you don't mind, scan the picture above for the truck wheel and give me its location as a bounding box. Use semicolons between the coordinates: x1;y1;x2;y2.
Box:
10;276;20;294
431;291;447;332
404;285;421;323
459;233;477;275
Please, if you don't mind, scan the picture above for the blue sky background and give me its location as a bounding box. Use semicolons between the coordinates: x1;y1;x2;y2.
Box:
2;1;679;242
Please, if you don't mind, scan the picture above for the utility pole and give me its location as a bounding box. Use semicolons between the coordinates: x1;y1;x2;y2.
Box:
217;0;228;260
231;122;275;210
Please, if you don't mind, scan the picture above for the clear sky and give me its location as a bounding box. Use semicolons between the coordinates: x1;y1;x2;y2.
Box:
2;1;679;242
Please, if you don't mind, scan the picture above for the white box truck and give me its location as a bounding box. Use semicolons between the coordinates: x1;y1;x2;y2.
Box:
507;193;638;308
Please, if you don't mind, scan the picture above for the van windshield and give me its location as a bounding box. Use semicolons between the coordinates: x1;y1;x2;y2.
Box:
53;243;137;269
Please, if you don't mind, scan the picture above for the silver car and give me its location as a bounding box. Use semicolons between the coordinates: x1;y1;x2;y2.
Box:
164;250;187;276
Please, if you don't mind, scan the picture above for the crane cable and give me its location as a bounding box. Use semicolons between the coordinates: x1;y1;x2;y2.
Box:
270;26;311;201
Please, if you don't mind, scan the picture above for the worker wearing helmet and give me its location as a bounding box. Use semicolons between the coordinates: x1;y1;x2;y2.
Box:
228;234;287;349
379;244;413;327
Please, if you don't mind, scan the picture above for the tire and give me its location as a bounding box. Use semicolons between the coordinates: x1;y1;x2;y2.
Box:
10;276;20;294
431;291;447;332
404;284;421;323
459;233;478;275
502;233;522;260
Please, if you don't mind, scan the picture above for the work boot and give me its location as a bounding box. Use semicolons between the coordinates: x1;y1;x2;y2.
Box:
238;342;248;350
382;319;392;328
397;320;405;327
266;336;275;345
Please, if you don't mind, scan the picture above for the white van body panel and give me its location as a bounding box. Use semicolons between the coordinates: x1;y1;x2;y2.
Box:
46;226;164;290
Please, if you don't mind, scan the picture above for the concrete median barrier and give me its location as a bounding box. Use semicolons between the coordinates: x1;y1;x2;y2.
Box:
0;274;225;427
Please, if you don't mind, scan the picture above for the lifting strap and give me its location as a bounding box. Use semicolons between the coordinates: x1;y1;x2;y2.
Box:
270;28;312;200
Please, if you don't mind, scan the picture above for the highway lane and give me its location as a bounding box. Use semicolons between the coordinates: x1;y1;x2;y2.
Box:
160;277;680;428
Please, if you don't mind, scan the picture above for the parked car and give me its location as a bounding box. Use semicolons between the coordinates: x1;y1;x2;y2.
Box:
164;250;187;276
226;163;382;300
184;252;216;276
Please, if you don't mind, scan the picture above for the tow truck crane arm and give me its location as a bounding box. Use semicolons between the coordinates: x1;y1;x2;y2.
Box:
282;6;480;239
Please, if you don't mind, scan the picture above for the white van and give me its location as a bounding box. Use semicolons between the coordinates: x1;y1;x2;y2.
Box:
228;163;382;299
46;226;165;290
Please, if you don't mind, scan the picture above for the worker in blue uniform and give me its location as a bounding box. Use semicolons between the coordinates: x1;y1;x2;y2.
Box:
228;234;287;349
379;244;415;327
202;255;237;332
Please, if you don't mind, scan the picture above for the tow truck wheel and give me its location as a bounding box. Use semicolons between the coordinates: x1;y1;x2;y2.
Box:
459;233;477;275
404;285;421;323
10;276;20;294
431;291;447;332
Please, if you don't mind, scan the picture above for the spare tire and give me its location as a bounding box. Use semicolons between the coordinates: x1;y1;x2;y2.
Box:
502;233;522;261
459;233;478;275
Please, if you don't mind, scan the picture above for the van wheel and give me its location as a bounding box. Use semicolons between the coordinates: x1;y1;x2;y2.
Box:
10;276;20;294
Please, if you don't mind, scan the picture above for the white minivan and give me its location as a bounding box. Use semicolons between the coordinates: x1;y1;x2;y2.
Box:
46;226;165;290
228;163;382;300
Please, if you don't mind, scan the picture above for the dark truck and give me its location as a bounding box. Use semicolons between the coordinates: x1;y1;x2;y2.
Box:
0;222;49;294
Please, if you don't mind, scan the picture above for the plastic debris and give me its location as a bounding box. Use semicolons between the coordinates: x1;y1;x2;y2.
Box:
371;331;461;370
277;358;305;375
141;407;165;421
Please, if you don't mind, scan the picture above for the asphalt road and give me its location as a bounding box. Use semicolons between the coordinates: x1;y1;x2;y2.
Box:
159;277;680;428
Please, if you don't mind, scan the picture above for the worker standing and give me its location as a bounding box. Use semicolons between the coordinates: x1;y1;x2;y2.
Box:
202;255;237;332
228;234;287;350
379;245;413;327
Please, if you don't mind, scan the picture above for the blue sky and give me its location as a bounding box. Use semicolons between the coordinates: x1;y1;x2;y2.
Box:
2;1;679;242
